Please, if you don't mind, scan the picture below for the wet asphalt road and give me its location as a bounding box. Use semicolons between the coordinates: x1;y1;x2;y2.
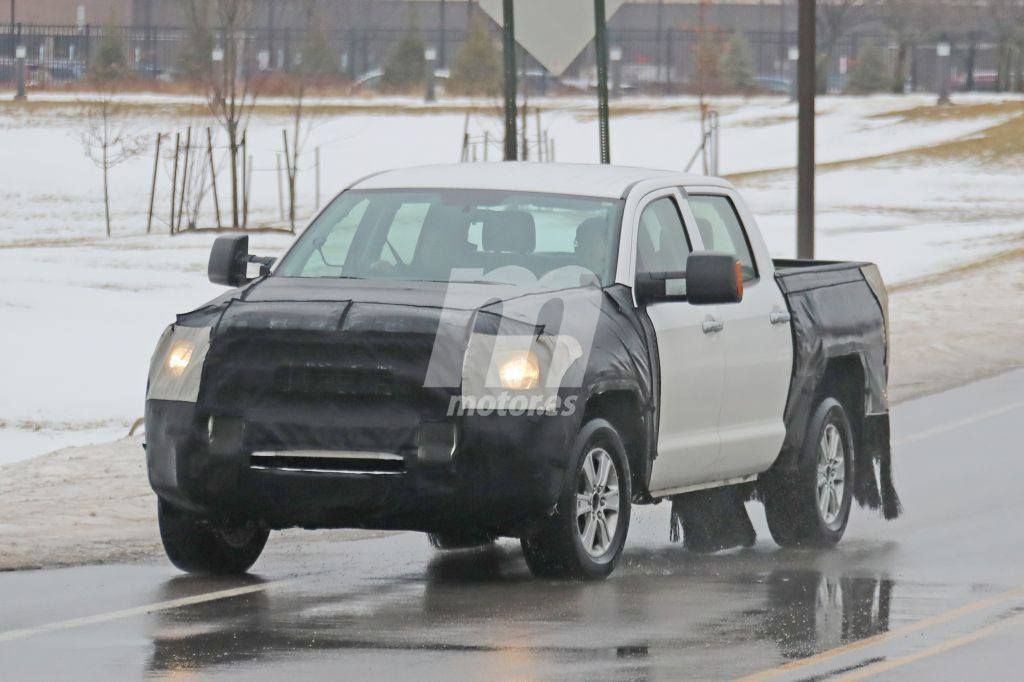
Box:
2;370;1023;681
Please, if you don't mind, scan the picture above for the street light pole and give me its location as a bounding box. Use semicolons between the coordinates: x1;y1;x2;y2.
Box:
936;38;952;105
796;0;815;260
424;47;437;102
14;44;25;101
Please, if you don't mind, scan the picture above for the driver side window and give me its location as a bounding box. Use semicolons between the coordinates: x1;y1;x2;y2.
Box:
636;197;691;274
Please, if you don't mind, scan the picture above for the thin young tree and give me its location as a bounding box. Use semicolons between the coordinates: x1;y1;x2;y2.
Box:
187;0;261;228
283;0;336;231
80;25;146;237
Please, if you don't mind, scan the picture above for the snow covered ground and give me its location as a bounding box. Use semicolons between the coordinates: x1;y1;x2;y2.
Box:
0;92;1022;464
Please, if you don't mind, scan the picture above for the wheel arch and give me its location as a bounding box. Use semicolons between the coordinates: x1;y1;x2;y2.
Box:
581;383;654;502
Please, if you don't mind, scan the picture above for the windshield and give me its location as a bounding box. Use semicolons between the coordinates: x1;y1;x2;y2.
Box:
275;189;623;287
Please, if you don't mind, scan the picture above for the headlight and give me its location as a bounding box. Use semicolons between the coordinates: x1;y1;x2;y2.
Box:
497;350;540;390
166;340;195;376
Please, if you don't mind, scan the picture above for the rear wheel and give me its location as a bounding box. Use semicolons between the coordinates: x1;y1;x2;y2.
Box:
764;398;854;548
520;419;631;580
158;499;269;575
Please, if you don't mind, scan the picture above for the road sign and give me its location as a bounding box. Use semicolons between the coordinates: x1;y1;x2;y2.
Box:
477;0;626;76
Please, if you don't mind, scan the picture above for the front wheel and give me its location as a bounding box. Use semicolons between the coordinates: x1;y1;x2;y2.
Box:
158;499;269;575
521;419;632;580
764;397;855;547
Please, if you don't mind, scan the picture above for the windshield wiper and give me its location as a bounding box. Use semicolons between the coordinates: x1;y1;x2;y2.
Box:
383;238;406;266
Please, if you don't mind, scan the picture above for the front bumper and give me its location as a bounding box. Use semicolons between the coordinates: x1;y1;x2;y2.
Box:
145;399;574;533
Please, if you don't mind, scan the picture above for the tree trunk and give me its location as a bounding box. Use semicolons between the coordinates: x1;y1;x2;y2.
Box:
997;43;1009;92
965;40;976;91
891;42;907;94
102;144;111;238
1015;44;1024;93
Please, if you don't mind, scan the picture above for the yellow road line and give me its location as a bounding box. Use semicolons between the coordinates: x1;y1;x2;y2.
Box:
0;579;292;643
737;585;1024;681
895;402;1024;447
837;611;1024;681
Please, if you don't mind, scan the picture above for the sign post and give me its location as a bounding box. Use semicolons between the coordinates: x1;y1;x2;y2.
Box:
479;0;626;163
594;0;611;163
501;0;518;161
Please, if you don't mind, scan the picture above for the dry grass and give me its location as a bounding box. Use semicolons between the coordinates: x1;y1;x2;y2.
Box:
869;100;1024;123
728;110;1024;184
889;243;1024;294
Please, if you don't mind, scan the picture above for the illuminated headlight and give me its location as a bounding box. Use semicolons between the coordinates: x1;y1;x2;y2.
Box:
497;350;541;390
166;340;195;376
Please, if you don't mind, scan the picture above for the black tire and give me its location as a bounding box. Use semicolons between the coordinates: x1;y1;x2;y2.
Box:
158;499;269;575
520;418;632;580
427;531;496;550
764;398;855;548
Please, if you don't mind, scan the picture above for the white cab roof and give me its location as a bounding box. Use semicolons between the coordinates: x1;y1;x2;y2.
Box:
351;163;732;199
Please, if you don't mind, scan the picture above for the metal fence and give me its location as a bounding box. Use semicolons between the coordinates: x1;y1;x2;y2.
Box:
0;22;1011;95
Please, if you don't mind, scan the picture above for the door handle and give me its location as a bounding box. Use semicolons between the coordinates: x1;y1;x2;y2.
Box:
702;318;724;334
770;311;791;325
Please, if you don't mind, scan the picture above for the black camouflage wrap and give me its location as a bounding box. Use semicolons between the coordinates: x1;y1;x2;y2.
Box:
146;277;657;533
772;260;901;520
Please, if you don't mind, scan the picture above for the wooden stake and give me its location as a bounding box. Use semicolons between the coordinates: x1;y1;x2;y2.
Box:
169;132;180;234
535;108;543;161
282;129;293;229
176;126;192;230
241;130;248;228
206;128;222;229
276;153;285;222
146;132;162;234
244;154;253;228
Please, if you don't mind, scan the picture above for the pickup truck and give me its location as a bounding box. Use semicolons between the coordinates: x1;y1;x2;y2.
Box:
146;163;900;579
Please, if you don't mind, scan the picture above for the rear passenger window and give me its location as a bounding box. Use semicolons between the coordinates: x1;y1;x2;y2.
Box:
636;197;691;274
688;195;758;282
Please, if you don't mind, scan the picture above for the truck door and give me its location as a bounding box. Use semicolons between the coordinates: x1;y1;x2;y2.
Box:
688;191;793;478
634;190;728;494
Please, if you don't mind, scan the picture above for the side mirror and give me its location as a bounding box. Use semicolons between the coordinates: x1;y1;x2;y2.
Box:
634;253;743;306
686;252;743;305
208;235;276;287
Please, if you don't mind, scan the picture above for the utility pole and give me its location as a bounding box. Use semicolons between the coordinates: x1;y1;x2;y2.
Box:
502;0;518;161
594;0;611;164
796;0;815;259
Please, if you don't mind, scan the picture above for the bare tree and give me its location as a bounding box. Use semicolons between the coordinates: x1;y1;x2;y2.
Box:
817;0;869;94
283;0;336;231
79;38;146;238
882;0;921;94
186;0;261;228
988;0;1024;92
